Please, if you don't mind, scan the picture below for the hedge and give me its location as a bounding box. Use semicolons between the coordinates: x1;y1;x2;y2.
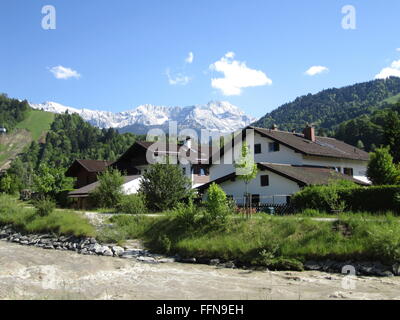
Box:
292;185;400;213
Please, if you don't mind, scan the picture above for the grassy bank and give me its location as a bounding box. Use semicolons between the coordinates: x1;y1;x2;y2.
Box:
0;195;95;237
98;212;400;270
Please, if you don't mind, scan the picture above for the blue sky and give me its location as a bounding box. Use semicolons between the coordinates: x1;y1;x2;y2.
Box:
0;0;399;118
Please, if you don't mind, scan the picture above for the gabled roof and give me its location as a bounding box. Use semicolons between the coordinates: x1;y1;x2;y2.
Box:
68;175;141;198
114;140;213;167
65;159;113;177
250;126;369;161
197;163;369;192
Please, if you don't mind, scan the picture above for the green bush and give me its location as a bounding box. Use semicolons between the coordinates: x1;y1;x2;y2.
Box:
90;168;124;209
116;194;147;214
33;198;56;217
293;184;400;214
204;183;230;227
173;200;200;230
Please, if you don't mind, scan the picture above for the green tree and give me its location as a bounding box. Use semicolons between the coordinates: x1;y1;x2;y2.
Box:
90;168;124;208
383;110;400;163
33;164;75;199
139;163;192;211
234;143;258;216
204;183;230;228
0;174;20;195
367;147;400;185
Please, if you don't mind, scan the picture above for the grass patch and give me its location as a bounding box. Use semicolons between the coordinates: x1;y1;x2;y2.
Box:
0;195;95;237
15;109;54;141
100;211;400;269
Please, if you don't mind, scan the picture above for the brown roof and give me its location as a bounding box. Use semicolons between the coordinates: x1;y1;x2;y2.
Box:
114;140;213;172
197;163;369;191
251;127;369;161
66;159;113;177
68;175;141;198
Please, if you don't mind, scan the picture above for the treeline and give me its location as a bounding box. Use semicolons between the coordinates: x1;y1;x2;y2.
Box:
253;77;400;134
4;112;144;193
335;102;400;160
0;94;30;131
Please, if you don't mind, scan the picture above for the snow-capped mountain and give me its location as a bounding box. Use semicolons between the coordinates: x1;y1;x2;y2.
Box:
30;101;256;134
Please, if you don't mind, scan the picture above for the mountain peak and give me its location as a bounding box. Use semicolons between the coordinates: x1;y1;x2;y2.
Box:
30;101;256;134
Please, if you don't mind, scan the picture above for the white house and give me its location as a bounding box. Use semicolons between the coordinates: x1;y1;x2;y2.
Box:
197;125;370;205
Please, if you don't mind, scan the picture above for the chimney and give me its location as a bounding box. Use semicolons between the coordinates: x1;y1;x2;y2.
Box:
270;124;278;131
303;125;315;142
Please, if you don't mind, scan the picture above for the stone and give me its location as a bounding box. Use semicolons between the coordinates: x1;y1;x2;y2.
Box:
158;258;175;263
181;257;196;264
209;259;220;266
304;261;322;271
102;248;113;256
137;256;157;263
392;263;400;276
121;249;142;258
222;261;236;269
112;246;125;257
89;243;102;253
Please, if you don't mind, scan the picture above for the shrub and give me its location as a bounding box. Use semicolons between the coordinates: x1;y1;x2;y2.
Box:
116;194;147;214
204;183;230;227
33;198;56;217
157;234;172;253
90;168;124;209
367;147;400;185
139;163;193;211
173;200;200;230
293;184;400;214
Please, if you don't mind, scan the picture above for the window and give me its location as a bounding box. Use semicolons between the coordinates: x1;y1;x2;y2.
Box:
336;167;342;173
254;143;262;154
268;142;280;152
343;168;354;176
252;194;260;206
260;175;269;187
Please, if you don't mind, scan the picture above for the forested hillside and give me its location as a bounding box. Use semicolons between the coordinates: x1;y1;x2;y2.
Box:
0;94;144;192
253;77;400;135
0;94;30;131
335;101;400;158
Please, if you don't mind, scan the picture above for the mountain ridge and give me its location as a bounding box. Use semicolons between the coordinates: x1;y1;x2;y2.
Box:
252;77;400;135
30;101;256;135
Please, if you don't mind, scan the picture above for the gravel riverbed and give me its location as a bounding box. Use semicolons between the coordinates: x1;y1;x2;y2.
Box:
1;241;400;300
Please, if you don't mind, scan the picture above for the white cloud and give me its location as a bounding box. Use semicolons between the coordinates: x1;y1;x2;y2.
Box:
166;68;191;85
375;59;400;79
185;52;194;64
209;52;272;96
305;66;329;76
396;48;400;52
50;65;81;79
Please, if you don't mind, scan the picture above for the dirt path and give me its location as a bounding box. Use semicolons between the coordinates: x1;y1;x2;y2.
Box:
1;241;400;300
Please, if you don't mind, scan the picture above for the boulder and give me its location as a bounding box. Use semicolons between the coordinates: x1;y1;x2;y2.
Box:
392;263;400;276
112;246;125;257
102;248;113;256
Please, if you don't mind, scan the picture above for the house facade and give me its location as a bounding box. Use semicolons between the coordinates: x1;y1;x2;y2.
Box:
111;139;211;188
198;125;370;205
66;159;113;188
67;125;370;208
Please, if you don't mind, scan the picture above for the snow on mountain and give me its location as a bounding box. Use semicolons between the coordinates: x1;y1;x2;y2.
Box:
30;101;256;134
